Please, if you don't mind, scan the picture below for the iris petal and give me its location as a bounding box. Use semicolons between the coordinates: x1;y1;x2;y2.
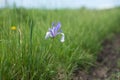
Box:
50;27;55;37
54;22;61;35
45;32;51;39
60;33;65;42
56;22;61;32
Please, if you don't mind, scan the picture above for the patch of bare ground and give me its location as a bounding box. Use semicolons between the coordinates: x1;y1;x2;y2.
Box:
72;34;120;80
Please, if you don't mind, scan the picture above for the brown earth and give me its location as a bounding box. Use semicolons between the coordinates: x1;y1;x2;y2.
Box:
72;34;120;80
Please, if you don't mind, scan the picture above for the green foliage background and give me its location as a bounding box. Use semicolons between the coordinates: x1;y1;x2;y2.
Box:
0;7;120;79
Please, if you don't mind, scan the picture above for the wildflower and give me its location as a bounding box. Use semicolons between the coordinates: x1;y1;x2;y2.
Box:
11;26;16;30
45;22;65;42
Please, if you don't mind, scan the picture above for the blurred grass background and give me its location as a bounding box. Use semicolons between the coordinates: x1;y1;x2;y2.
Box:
0;7;120;79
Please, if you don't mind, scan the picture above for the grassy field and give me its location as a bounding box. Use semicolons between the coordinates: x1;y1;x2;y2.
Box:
0;7;120;80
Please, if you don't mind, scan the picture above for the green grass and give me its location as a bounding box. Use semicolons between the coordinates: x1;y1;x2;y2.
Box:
0;7;120;80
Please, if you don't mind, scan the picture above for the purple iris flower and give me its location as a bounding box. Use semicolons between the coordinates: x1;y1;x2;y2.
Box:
45;22;65;42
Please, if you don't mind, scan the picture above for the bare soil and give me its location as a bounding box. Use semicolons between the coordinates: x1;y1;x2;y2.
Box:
72;34;120;80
